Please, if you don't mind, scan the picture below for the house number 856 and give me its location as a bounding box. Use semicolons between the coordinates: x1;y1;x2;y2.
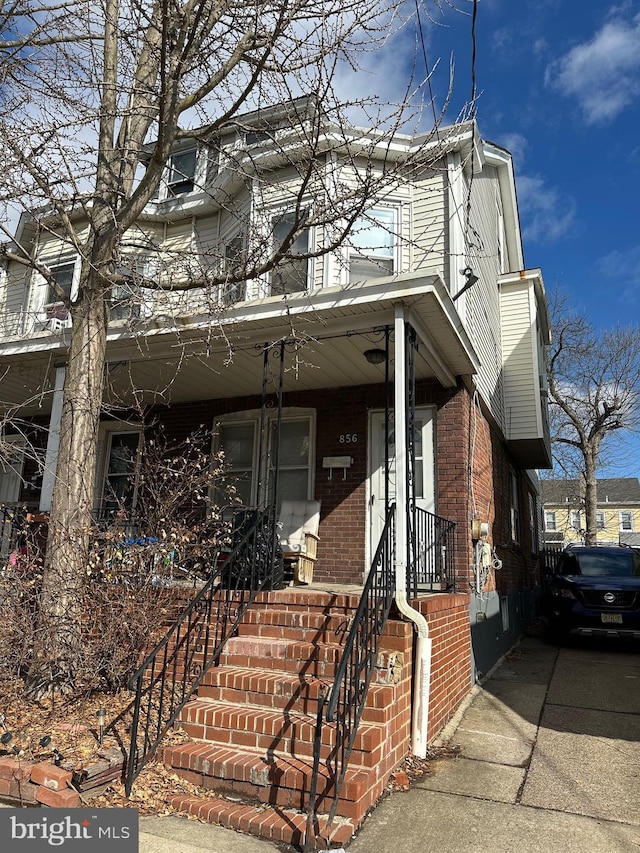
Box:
339;434;358;443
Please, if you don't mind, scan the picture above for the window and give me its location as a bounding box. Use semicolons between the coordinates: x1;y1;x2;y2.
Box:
510;469;520;543
46;262;75;307
216;410;314;512
348;207;396;283
270;212;309;295
620;511;634;532
100;431;142;516
544;510;557;532
167;149;197;196
529;493;538;554
570;510;582;530
221;237;246;305
245;130;270;146
596;511;606;530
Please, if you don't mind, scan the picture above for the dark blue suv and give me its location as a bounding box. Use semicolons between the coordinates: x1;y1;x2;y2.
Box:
544;545;640;639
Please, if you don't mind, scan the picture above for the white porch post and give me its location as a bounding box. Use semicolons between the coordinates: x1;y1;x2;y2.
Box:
393;304;432;758
39;364;65;512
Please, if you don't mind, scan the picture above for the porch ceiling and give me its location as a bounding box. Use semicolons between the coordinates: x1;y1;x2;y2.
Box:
0;273;479;416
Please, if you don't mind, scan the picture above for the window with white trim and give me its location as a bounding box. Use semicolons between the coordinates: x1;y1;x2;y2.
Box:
221;236;246;305
529;493;538;554
596;510;605;530
99;430;142;517
269;212;310;296
348;207;396;283
570;510;581;530
167;149;197;196
544;510;557;532
620;511;634;532
216;410;314;512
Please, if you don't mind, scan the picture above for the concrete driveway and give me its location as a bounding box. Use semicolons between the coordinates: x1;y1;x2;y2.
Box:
349;634;640;853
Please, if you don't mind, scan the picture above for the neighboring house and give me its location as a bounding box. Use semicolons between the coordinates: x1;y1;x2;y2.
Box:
0;100;551;824
540;477;640;547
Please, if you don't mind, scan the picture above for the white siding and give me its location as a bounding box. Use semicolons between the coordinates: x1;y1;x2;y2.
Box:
500;282;541;440
412;169;447;279
463;168;505;431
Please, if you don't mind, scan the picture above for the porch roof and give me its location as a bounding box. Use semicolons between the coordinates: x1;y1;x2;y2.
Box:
0;272;479;416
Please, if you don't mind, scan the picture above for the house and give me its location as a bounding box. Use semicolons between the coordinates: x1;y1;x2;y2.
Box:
541;477;640;548
0;99;551;842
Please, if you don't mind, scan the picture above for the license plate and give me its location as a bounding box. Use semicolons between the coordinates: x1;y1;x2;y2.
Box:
601;613;623;624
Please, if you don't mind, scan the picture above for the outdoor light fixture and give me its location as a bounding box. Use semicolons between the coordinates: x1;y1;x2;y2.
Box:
364;348;386;365
96;709;106;746
1;731;20;755
453;266;479;301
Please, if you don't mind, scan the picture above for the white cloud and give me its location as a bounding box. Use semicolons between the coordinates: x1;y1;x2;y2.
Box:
517;174;576;243
545;10;640;124
597;245;640;304
498;132;528;170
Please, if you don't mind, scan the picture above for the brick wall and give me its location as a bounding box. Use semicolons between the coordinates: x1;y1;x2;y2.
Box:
413;593;472;740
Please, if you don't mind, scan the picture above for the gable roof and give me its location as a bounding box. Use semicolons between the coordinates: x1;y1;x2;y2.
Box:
540;477;640;505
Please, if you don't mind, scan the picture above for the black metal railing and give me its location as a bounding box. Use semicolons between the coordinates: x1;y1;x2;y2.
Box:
304;506;396;851
407;505;456;597
124;505;283;794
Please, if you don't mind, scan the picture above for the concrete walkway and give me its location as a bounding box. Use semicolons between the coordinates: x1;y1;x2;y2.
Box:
349;634;640;853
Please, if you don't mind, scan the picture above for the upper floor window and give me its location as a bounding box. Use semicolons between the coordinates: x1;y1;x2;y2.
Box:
46;262;75;306
167;149;197;196
270;212;309;296
348;207;396;283
544;510;557;532
596;510;606;530
570;510;582;530
221;236;246;305
620;511;634;532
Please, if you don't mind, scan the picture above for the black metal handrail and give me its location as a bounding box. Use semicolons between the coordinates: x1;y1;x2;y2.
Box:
124;505;283;794
304;505;396;851
407;505;456;597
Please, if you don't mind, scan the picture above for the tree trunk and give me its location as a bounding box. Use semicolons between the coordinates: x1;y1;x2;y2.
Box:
26;275;108;698
583;450;599;546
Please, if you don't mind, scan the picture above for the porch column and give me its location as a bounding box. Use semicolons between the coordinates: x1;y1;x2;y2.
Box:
393;305;408;586
39;364;65;512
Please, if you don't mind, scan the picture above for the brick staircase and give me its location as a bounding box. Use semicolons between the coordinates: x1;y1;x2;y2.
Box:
162;588;414;849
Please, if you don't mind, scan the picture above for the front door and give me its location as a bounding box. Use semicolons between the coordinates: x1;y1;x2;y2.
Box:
368;407;435;564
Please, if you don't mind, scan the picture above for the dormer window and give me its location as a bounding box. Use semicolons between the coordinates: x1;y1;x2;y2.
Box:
167;149;197;196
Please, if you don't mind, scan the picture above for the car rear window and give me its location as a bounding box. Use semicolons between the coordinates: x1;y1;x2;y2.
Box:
559;550;640;577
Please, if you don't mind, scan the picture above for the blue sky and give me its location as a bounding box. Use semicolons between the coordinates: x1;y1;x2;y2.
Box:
420;0;640;477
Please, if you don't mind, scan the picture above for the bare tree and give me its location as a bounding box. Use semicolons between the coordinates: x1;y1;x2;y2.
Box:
0;0;467;695
546;290;640;545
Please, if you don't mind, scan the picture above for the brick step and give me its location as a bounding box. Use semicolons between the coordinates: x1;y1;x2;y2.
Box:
162;742;377;821
179;698;384;765
197;666;396;724
237;608;352;644
251;589;363;615
217;637;403;683
169;794;356;850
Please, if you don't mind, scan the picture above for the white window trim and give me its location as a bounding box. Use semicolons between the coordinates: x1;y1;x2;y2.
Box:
544;510;557;532
343;203;402;286
619;511;634;532
95;425;143;516
33;257;80;330
214;408;316;507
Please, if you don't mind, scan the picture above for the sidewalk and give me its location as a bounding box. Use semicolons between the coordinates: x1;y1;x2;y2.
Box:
348;635;640;853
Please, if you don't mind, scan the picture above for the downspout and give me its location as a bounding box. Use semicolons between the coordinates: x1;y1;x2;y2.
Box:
393;304;431;759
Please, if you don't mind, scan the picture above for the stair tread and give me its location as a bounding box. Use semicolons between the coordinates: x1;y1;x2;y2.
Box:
169;794;356;848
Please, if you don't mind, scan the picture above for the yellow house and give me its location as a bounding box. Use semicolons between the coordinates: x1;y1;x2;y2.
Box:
540;477;640;547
